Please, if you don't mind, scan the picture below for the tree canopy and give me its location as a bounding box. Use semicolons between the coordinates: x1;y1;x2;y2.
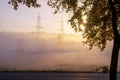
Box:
48;0;120;51
8;0;40;10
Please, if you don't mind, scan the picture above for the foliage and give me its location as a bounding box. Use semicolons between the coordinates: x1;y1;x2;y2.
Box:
48;0;120;51
8;0;40;10
96;65;109;73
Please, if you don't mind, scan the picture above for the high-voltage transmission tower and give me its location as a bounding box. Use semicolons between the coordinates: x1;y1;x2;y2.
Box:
59;17;64;35
35;10;43;33
58;17;65;40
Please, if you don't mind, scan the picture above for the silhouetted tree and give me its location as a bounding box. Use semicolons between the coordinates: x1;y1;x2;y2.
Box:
47;0;120;80
8;0;40;10
9;0;120;80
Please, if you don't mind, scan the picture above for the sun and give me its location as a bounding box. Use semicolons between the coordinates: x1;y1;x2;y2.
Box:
79;24;85;34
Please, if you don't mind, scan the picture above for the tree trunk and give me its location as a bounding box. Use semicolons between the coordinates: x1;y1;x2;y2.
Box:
110;38;120;80
108;0;120;80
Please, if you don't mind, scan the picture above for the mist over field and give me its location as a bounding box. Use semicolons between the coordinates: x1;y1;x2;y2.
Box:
0;32;119;71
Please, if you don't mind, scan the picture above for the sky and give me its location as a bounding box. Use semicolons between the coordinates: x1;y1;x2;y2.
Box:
0;0;120;71
0;0;75;33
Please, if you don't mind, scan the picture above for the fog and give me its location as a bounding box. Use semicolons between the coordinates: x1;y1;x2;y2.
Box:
0;32;119;71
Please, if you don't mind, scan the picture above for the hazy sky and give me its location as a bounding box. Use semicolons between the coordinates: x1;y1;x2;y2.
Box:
0;0;75;33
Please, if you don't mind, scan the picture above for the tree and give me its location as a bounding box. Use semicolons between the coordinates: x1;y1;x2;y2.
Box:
9;0;120;80
47;0;120;80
